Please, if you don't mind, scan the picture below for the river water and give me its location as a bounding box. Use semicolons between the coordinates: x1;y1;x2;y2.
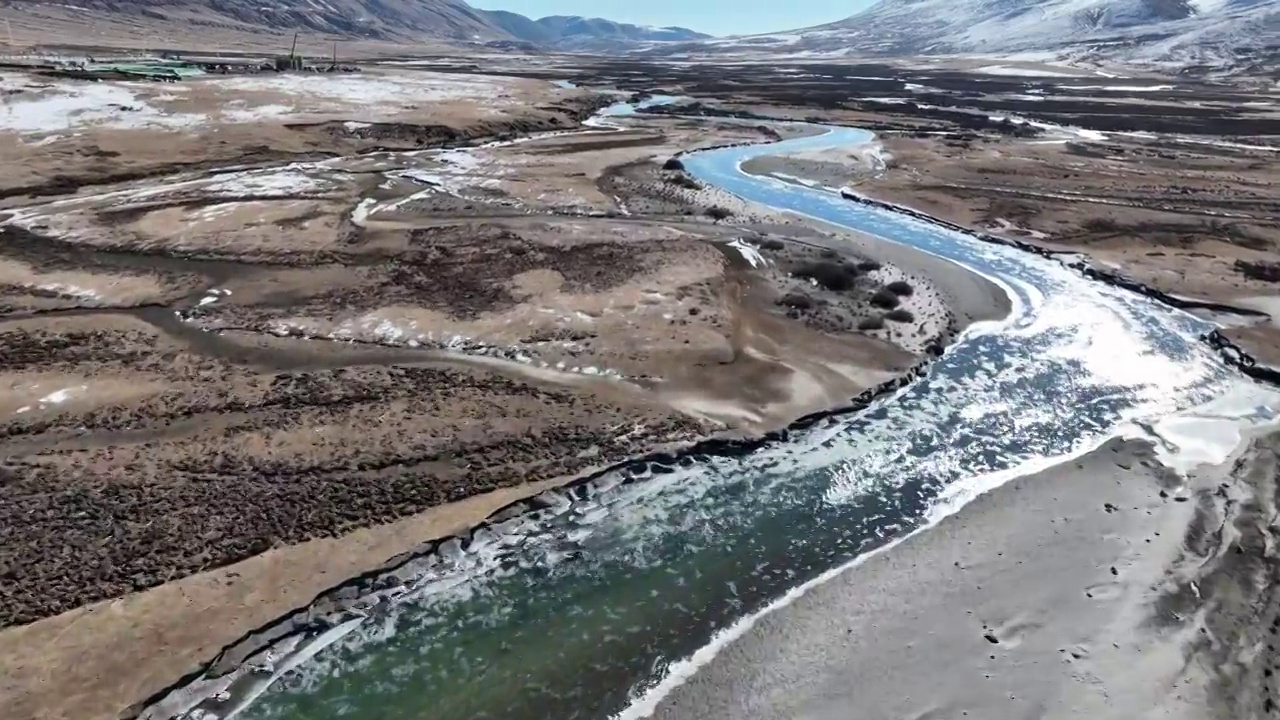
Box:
206;113;1250;720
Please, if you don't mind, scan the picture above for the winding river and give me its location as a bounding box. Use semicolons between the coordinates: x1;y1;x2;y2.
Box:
175;104;1255;720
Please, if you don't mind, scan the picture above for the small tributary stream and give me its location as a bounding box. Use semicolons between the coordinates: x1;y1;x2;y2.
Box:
161;103;1262;720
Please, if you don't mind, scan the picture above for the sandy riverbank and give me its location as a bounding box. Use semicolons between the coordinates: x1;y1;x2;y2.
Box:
643;427;1280;720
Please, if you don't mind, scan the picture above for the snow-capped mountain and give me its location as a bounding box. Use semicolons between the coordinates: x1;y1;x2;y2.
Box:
683;0;1277;66
1;0;709;50
483;13;710;49
2;0;510;42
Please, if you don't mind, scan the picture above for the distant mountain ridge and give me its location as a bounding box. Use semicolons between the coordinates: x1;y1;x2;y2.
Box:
0;0;710;50
671;0;1277;67
482;12;710;49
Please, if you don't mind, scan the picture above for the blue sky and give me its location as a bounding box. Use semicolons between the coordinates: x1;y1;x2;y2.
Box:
473;1;876;37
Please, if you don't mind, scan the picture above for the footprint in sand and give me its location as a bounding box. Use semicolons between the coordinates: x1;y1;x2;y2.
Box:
982;613;1045;649
1084;580;1125;601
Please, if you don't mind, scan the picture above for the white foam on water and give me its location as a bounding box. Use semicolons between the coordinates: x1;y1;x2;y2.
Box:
608;108;1240;718
613;443;1085;719
220;617;367;720
615;378;1262;720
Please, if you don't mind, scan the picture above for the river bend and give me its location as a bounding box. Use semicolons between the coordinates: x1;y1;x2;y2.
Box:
196;110;1243;720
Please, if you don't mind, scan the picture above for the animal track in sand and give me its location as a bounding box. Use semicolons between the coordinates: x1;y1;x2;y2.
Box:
1062;643;1092;661
1084;580;1125;601
982;613;1044;649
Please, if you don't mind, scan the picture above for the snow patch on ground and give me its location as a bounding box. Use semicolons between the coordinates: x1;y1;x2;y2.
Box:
198;288;232;308
263;315;626;380
372;148;509;214
973;65;1080;77
203;168;338;198
34;282;103;302
212;73;508;106
992;218;1048;240
222;104;296;122
349;198;377;227
0;80;203;134
727;239;766;268
991;113;1109;142
39;385;88;405
1064;84;1176;92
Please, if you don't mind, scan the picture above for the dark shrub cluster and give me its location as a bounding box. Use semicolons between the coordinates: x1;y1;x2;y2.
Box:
1082;217;1122;233
885;280;914;297
884;308;915;323
870;288;901;309
666;174;700;190
777;293;816;310
1235;260;1280;283
793;261;860;292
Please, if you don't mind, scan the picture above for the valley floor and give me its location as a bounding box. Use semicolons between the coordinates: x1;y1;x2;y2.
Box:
2;48;1277;720
0;60;1007;720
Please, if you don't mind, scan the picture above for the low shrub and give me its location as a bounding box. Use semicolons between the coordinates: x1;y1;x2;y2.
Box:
1235;259;1280;283
666;174;700;190
857;316;885;331
885;308;915;323
870;288;901;309
793;261;859;292
885;280;914;297
1082;217;1122;233
777;293;815;310
705;206;733;221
